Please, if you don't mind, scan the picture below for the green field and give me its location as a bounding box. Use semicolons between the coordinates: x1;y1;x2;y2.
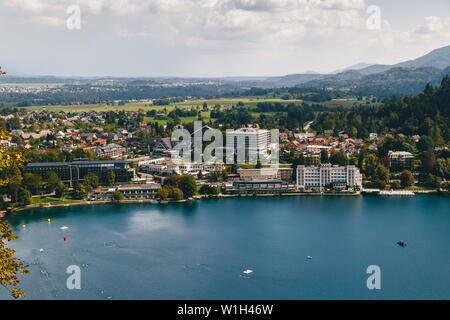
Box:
24;96;379;125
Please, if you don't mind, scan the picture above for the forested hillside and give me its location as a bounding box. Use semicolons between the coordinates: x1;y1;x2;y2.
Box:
313;76;450;144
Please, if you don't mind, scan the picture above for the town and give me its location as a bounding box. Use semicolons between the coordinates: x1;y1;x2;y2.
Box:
0;89;448;214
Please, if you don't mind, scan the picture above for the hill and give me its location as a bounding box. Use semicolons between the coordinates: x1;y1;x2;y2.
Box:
312;75;450;143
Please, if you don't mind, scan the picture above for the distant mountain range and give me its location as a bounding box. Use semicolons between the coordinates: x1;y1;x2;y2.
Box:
263;45;450;97
2;45;450;102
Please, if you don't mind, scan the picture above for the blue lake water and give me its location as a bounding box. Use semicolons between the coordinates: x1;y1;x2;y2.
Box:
1;195;449;300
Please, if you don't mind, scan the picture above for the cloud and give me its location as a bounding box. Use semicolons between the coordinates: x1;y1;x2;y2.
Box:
414;16;450;36
1;0;449;76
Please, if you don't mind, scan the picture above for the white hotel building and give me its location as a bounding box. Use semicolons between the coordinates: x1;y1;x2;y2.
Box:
226;127;270;155
296;164;362;190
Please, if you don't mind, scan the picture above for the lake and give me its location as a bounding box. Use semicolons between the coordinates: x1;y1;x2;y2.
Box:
1;195;449;300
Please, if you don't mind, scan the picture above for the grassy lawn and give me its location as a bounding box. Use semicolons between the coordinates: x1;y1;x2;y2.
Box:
31;196;84;206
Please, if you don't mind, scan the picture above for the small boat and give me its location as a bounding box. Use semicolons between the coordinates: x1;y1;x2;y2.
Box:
242;269;253;275
187;197;195;202
159;200;169;204
397;241;407;247
60;226;69;230
307;256;312;260
39;248;45;253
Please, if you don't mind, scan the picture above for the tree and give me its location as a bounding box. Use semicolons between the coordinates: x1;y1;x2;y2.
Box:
362;153;379;178
0;195;6;210
178;175;196;198
23;173;43;195
157;187;170;200
113;191;124;201
0;68;29;299
169;188;184;200
320;150;329;163
375;180;387;190
106;170;116;187
374;165;389;183
329;150;348;166
435;158;450;179
199;184;219;195
391;180;401;189
84;173;99;190
417;136;434;152
423;150;436;174
6;166;22;203
425;174;441;189
0;220;29;299
46;171;61;193
17;189;32;206
400;170;414;188
72;184;87;200
55;181;65;198
164;174;182;187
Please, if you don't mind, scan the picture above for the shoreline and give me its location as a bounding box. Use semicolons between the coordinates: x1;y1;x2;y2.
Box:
1;189;445;217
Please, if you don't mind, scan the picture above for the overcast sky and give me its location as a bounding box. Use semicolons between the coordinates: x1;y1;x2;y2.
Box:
1;0;449;77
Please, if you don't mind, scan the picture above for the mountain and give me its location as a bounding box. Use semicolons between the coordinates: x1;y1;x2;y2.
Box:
285;45;450;97
355;45;450;76
298;66;450;98
396;45;450;70
331;62;374;74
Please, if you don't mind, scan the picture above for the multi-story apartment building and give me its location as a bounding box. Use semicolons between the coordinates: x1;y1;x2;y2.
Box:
0;140;17;151
296;164;362;190
93;143;126;159
388;151;414;172
24;160;135;186
237;168;294;181
226;126;270;162
140;160;224;176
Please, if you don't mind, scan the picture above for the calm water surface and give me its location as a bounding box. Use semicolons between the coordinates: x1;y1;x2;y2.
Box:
1;195;449;300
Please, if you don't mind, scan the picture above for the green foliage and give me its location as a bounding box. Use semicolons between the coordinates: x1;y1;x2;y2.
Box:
361;153;379;177
375;180;387;190
313;76;450;144
320;150;329;163
329;150;348;166
157;187;170;200
54;181;66;198
374;165;390;182
84;173;99;190
178;175;197;198
400;170;415;188
417;135;435;152
106;170;116;187
45;171;61;193
199;184;219;195
23;173;43;195
169;188;184;201
113;191;124;201
425;174;441;189
17;189;32;206
0;220;29;299
72;184;87;200
391;180;401;189
163;175;182;187
0;67;29;299
434;158;450;179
